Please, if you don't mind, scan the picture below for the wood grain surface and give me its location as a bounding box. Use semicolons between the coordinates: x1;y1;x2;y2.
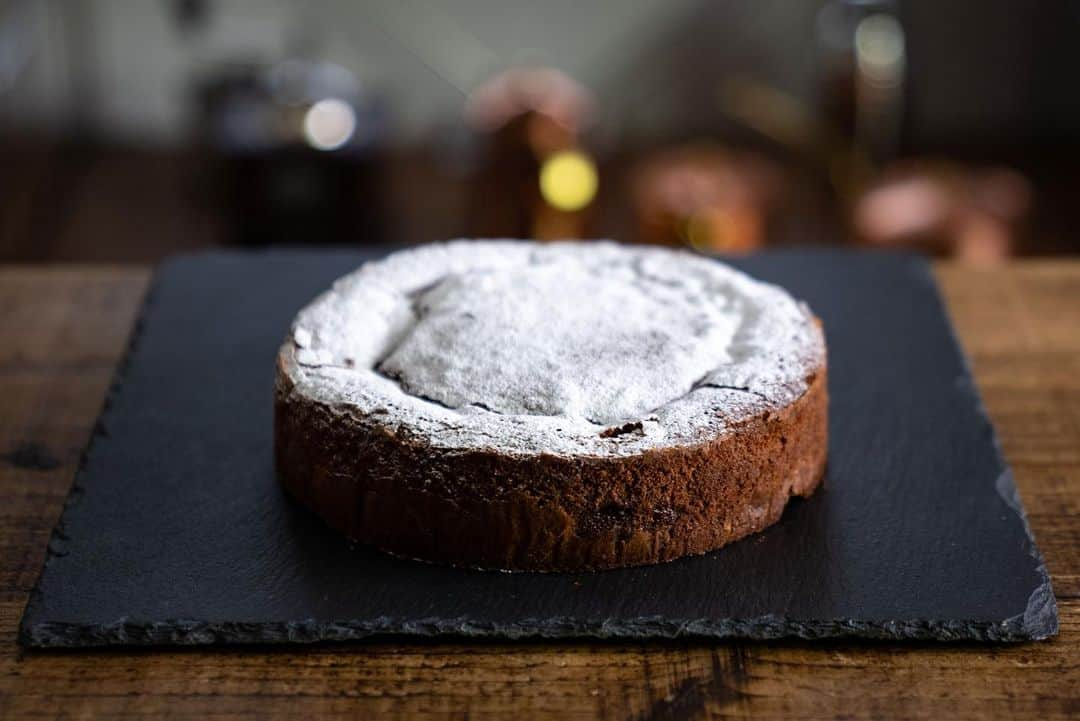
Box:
0;262;1077;720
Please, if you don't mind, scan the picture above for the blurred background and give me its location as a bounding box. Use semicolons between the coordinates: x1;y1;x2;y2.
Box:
2;0;1079;264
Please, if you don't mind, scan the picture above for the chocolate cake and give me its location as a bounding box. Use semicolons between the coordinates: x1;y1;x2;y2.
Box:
274;240;828;571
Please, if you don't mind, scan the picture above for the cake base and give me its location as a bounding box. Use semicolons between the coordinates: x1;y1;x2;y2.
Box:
275;363;827;572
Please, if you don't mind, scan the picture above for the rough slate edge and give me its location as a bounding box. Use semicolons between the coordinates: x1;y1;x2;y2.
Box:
16;255;163;650
16;247;1059;649
921;260;1058;642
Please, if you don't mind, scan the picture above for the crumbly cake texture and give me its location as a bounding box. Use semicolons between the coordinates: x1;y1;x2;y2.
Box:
275;240;828;571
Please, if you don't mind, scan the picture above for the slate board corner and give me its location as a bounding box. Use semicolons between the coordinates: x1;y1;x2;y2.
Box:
994;470;1060;641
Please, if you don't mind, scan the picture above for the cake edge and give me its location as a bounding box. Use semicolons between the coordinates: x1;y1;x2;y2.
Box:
274;346;828;572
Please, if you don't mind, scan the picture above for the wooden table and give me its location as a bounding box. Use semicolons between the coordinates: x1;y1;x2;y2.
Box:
0;262;1077;720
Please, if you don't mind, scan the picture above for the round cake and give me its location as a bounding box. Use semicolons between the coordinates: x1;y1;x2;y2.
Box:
274;240;827;571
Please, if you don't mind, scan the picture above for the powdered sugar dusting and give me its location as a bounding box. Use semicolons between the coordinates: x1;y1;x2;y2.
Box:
281;240;824;457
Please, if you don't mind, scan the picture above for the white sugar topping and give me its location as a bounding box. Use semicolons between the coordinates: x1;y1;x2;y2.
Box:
379;259;741;424
281;240;825;457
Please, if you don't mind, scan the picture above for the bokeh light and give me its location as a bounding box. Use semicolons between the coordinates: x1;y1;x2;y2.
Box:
539;150;598;212
303;98;356;151
855;14;905;89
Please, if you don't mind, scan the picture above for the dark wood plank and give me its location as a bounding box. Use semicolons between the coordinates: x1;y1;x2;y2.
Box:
0;262;1077;720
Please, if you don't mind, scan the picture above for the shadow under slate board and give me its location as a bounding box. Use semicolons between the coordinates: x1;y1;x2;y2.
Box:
19;247;1058;648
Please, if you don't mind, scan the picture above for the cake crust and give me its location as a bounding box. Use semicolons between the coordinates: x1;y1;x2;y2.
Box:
274;240;828;571
275;359;826;571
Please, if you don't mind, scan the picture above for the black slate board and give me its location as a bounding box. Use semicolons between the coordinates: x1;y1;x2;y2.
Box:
19;248;1058;648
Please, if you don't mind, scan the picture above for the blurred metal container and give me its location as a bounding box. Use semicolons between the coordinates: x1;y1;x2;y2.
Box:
197;58;387;246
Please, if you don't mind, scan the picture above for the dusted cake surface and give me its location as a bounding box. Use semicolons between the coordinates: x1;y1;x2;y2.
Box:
283;240;824;456
378;257;739;424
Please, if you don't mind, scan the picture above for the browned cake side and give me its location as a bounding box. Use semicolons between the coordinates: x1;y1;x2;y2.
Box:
274;358;827;572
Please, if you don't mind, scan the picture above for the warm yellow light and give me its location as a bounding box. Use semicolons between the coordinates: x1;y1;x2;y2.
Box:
539;150;598;212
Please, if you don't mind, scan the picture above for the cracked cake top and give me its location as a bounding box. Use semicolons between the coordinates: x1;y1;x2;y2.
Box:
279;240;825;457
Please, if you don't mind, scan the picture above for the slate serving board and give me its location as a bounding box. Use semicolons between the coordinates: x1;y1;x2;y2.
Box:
19;248;1058;648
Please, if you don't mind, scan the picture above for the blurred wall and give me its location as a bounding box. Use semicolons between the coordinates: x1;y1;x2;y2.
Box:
2;0;822;147
6;0;1079;153
902;0;1080;151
